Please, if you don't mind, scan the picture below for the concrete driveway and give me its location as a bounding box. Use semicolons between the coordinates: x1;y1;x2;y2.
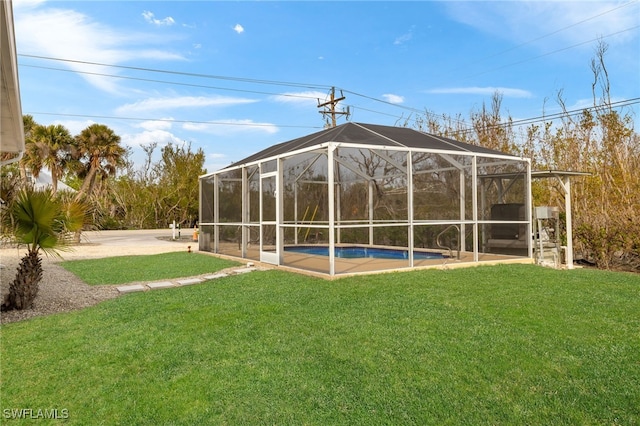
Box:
67;229;199;260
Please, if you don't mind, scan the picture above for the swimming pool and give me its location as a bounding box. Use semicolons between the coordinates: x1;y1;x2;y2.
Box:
284;245;446;260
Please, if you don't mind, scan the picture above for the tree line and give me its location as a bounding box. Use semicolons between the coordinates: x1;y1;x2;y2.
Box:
1;119;205;233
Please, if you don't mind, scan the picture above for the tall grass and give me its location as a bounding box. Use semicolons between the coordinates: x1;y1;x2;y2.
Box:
1;264;639;424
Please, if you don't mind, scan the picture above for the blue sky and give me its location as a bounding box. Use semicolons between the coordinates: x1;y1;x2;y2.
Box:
12;0;640;172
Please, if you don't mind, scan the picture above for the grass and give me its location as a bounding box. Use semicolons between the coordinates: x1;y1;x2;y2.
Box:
59;252;241;285
1;262;639;424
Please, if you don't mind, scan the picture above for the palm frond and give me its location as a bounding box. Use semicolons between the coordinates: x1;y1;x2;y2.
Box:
8;188;84;257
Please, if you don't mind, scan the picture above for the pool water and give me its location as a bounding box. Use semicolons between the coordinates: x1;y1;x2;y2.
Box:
284;246;445;260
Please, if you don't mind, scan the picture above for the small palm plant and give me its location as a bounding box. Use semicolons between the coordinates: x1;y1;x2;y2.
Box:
1;188;87;311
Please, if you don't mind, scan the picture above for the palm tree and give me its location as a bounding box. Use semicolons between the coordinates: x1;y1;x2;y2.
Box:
73;124;126;202
1;188;87;311
21;124;74;195
19;115;38;183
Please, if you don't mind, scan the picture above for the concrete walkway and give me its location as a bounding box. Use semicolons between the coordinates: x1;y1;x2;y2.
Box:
116;266;258;294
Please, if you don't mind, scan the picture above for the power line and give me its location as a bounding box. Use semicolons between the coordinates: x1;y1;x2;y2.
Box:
339;19;638;123
458;25;640;81
445;1;639;76
18;53;333;91
19;54;639;135
454;97;640;135
19;57;416;124
27;97;638;136
20;40;638;133
19;63;323;101
26;112;324;130
19;59;414;125
342;89;469;127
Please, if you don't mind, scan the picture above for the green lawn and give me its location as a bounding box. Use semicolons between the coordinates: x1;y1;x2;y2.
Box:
1;262;639;425
59;252;241;284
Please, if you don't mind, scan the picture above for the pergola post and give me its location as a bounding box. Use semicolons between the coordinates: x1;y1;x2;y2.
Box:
525;161;533;259
559;175;575;269
530;170;589;269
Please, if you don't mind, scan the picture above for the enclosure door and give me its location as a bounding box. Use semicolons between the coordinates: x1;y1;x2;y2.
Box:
260;172;279;264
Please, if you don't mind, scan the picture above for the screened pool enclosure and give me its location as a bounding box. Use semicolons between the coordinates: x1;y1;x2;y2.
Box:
199;123;532;276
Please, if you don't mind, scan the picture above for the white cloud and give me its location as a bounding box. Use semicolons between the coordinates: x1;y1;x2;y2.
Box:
121;129;182;148
50;119;96;135
142;11;175;26
271;91;328;107
116;96;258;113
394;25;416;45
394;33;412;45
14;3;185;94
135;119;173;131
233;24;245;34
183;119;278;135
568;96;626;112
426;87;533;98
382;94;405;104
13;0;46;10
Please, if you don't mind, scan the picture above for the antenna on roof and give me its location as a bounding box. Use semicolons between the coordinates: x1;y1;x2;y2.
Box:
317;87;350;128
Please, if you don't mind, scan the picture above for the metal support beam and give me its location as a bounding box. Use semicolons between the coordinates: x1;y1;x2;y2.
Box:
328;144;336;275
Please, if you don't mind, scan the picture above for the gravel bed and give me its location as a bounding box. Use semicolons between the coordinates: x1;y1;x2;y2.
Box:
0;232;197;324
0;250;119;324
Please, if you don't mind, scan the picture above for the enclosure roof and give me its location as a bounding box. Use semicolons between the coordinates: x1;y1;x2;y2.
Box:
221;122;519;171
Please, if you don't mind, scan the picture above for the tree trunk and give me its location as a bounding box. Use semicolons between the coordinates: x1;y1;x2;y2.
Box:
1;250;43;311
74;166;98;202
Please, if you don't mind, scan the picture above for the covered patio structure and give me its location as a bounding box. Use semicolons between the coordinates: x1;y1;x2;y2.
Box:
199;122;533;276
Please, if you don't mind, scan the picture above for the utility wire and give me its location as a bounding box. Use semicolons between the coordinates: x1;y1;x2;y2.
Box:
19;64;323;101
19;60;414;122
18;53;333;91
26;112;324;130
454;98;640;135
458;25;640;81
19;20;638;129
26;97;639;136
444;0;639;75
19;34;639;134
339;25;639;121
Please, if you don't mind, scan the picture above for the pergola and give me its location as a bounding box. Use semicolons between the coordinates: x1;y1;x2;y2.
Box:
199;122;533;276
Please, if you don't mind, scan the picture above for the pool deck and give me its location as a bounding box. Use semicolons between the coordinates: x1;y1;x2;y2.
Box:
209;243;533;279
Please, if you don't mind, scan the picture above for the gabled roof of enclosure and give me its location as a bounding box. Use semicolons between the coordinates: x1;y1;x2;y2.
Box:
222;122;519;171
